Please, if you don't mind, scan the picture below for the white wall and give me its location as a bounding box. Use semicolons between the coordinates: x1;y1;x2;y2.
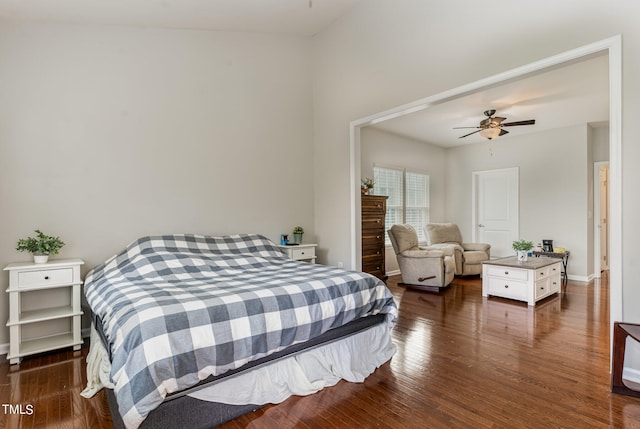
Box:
0;21;314;343
360;126;447;273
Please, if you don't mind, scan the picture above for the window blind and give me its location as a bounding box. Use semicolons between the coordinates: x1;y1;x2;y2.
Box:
373;167;430;245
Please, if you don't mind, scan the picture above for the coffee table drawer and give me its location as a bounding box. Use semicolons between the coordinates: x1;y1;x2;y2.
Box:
486;265;528;281
487;277;528;301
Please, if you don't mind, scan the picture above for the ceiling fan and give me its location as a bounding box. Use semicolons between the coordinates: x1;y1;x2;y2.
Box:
454;109;536;140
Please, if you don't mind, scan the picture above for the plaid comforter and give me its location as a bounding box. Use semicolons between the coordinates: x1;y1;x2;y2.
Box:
84;234;397;429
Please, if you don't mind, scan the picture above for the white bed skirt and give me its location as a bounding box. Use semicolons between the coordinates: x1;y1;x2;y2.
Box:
82;321;395;408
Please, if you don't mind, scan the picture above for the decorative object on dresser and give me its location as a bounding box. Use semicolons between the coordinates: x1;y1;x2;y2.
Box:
15;229;65;264
4;258;84;364
279;243;317;263
361;194;388;281
387;224;455;291
482;256;562;306
361;177;375;195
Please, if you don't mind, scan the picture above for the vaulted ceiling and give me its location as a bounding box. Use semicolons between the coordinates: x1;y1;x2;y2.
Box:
0;1;609;144
0;0;361;35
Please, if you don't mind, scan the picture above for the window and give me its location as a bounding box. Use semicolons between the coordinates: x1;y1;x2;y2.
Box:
373;166;430;245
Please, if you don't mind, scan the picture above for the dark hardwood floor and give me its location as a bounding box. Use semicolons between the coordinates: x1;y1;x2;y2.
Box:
2;273;639;428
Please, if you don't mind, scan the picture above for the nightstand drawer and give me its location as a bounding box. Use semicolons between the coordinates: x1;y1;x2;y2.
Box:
291;247;315;260
18;268;74;288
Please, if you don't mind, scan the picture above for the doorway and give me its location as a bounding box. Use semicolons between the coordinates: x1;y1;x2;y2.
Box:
349;36;622;339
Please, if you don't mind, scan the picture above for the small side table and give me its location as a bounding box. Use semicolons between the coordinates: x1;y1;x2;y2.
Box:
279;243;317;263
533;250;569;283
4;259;84;364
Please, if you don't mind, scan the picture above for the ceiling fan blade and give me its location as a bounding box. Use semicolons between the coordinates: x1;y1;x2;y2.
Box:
502;119;535;127
492;117;506;125
452;126;481;129
499;128;509;136
458;129;482;139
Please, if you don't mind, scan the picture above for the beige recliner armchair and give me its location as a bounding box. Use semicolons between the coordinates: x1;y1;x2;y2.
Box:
424;223;490;276
388;224;455;291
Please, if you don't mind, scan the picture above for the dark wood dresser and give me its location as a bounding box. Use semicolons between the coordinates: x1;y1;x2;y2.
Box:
361;194;388;282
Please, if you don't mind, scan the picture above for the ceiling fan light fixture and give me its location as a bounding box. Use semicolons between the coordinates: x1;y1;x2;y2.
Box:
480;127;502;140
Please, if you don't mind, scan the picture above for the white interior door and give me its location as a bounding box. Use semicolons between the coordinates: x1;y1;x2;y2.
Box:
473;168;519;258
595;162;610;273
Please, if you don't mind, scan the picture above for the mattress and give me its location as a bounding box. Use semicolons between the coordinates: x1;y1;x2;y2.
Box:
82;233;397;429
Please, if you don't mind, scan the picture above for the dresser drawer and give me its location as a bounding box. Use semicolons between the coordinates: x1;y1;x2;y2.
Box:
363;255;384;272
361;196;386;214
362;216;384;230
487;277;528;301
291;247;315;260
486;265;529;281
362;246;383;258
18;268;74;288
362;233;385;249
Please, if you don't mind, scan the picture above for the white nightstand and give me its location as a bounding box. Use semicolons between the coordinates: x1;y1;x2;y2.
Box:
279;243;318;263
4;258;84;364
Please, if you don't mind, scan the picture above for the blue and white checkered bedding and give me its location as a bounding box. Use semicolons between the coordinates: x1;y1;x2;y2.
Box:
84;234;397;429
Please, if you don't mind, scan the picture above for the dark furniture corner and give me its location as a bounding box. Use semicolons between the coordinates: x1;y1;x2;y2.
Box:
612;322;640;397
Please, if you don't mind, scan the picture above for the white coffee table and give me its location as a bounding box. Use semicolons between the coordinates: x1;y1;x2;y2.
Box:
482;256;562;306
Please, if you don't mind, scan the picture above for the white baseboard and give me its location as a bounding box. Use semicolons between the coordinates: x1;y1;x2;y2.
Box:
567;274;590;282
386;270;401;277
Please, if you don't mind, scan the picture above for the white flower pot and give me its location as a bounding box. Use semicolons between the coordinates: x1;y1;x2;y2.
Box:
516;250;528;262
33;254;49;264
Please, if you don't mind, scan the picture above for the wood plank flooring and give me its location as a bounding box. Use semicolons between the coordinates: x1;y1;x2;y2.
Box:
2;273;639;428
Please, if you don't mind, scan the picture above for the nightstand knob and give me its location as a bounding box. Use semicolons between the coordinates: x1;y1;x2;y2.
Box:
376;235;381;240
44;276;50;280
504;271;509;275
504;285;509;288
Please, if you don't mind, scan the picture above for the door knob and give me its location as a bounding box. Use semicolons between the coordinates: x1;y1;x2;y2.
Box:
478;224;485;227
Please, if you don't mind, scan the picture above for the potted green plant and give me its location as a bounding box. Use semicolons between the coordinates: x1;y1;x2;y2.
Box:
512;239;533;262
292;226;304;244
361;177;375;195
16;230;65;264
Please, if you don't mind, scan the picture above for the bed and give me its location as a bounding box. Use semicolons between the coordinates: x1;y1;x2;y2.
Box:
81;233;398;429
